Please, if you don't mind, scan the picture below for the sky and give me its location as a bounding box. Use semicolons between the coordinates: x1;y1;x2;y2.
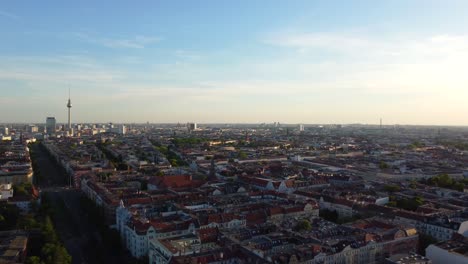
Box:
1;0;468;125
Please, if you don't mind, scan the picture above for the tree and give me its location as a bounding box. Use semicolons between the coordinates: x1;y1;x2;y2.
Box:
454;182;465;192
41;243;72;264
0;204;20;230
424;174;465;191
13;185;28;196
409;180;417;189
237;151;247;159
18;216;39;230
395;196;424;211
384;185;400;193
42;216;58;244
25;256;44;264
379;161;389;169
295;219;312;231
410;141;425;149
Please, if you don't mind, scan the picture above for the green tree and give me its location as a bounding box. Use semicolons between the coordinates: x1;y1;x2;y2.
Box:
454;182;465;192
395;196;424;211
238;151;247;159
379;161;389;169
13;185;28;196
41;243;72;264
409;180;417;189
42;216;58;244
18;216;39;230
424;174;465;191
410;141;425;148
25;256;44;264
295;219;312;231
384;185;400;193
0;204;20;230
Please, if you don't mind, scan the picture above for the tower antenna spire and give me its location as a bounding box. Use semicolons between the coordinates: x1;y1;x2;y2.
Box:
67;86;72;131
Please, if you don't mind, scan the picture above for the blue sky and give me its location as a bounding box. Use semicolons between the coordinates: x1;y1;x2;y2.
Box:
1;1;468;125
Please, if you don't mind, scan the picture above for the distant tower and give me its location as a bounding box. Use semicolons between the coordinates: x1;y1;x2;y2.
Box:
67;89;72;130
380;118;382;129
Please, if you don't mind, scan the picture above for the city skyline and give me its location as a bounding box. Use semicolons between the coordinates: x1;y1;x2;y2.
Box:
1;1;468;125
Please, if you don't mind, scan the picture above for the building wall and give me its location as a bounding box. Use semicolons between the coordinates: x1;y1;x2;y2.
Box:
319;198;353;218
426;245;468;264
457;221;468;237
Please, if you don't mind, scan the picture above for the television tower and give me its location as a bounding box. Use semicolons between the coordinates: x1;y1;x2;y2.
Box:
67;89;72;130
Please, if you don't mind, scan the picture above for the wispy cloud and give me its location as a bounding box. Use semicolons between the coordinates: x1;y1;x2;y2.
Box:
74;33;161;49
264;31;468;58
174;50;201;60
0;10;19;20
0;54;123;86
265;32;374;53
262;31;468;93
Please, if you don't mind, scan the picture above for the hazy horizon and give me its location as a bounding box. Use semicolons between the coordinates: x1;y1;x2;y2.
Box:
1;1;468;125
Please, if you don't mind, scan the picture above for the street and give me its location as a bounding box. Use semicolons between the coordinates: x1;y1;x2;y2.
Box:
31;143;133;264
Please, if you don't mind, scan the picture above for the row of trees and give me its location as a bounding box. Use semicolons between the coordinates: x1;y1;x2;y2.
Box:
437;140;468;151
0;203;20;231
29;142;43;186
152;141;187;167
384;182;420;192
319;209;362;224
383;184;401;193
25;194;72;264
421;174;467;192
96;143;128;170
387;196;424;211
171;137;206;148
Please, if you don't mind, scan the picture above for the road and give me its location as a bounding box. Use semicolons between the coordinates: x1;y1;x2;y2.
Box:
31;143;90;263
31;143;137;264
31;143;68;188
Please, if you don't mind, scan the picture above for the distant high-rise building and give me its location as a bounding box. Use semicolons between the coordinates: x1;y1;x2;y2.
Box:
28;125;38;133
299;124;305;132
46;117;56;134
118;125;127;135
109;125;126;135
1;127;8;135
187;123;197;131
